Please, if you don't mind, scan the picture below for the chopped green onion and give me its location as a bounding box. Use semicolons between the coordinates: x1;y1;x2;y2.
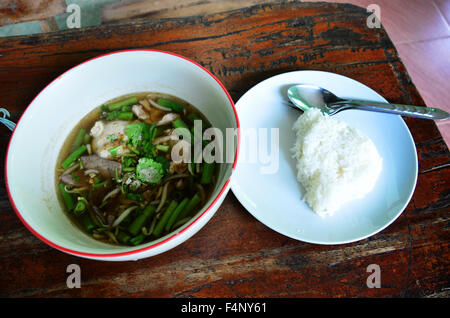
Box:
106;135;117;142
156;144;170;152
108;146;121;157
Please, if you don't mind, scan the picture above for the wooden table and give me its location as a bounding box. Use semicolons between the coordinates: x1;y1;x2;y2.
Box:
0;2;448;298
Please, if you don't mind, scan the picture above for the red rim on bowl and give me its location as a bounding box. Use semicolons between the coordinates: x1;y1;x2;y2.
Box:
5;49;241;258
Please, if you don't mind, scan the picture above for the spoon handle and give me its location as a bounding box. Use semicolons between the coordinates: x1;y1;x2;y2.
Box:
331;100;450;120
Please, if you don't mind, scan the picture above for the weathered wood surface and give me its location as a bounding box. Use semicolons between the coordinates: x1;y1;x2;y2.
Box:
0;0;295;29
0;2;448;297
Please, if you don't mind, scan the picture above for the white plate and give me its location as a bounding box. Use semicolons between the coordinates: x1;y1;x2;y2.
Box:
231;70;418;244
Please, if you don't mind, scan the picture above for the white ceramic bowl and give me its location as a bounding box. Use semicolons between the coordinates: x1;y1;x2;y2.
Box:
6;50;239;261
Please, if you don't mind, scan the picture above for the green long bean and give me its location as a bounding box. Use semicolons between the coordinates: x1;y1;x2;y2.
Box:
117;111;134;120
80;213;96;232
83;133;91;145
187;113;201;123
71;128;86;153
73;199;86;216
61;144;87;169
200;162;214;184
129;233;145;246
173;119;192;143
153;200;178;237
173;118;189;130
128;205;156;236
117;231;131;244
157;98;184;113
108;97;138;111
59;183;75;211
176;193;201;222
165;198;189;232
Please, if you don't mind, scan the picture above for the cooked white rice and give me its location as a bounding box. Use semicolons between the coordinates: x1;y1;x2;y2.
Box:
292;108;382;217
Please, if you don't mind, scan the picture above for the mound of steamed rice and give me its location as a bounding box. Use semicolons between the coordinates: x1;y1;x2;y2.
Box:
292;108;382;217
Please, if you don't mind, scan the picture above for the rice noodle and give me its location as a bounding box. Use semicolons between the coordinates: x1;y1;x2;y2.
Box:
102;187;120;202
112;205;138;228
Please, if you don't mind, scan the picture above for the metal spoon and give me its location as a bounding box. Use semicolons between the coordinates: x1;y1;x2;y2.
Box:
287;84;450;120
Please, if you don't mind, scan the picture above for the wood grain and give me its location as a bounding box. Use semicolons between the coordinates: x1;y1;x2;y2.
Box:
0;2;448;298
0;0;65;26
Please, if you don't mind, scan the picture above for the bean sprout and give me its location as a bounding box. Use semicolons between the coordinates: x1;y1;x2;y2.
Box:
64;185;88;194
62;162;79;175
102;187;120;202
112;206;138;228
156;182;169;213
147;97;171;112
84;169;99;175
